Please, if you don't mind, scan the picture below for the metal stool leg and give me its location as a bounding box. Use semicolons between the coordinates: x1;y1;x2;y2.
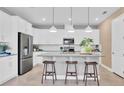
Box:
95;65;99;86
45;64;47;80
65;63;68;84
75;64;78;84
85;65;88;86
54;64;57;80
83;64;87;82
93;65;96;81
41;63;45;84
52;64;55;84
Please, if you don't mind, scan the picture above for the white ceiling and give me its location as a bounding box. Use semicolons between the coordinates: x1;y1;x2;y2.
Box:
3;7;120;27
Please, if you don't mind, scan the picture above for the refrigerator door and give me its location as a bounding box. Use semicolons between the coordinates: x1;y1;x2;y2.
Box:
18;57;33;75
28;36;33;57
18;32;33;75
19;33;33;59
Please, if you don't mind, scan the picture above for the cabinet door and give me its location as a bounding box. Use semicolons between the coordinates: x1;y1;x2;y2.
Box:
0;60;5;84
9;56;18;76
0;10;12;42
33;52;43;66
17;17;26;34
0;60;11;84
26;22;32;35
0;56;17;84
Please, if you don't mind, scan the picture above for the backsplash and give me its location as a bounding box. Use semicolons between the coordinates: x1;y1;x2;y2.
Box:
33;44;81;52
0;42;10;53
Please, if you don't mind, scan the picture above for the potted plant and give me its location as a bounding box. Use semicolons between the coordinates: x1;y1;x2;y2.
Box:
80;38;93;53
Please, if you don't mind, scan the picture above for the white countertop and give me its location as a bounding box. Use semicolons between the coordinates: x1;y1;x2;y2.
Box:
37;52;103;57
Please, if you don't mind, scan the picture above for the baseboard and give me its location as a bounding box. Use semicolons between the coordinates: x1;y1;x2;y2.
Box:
100;63;112;72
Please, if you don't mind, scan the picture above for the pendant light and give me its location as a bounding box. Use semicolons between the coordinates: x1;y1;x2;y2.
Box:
85;7;93;33
49;7;57;32
67;7;75;33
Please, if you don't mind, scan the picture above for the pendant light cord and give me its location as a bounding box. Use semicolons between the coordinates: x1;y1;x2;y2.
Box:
88;7;90;26
70;7;72;25
53;7;54;26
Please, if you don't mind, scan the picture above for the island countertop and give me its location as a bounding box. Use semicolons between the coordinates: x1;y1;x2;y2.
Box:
37;51;103;57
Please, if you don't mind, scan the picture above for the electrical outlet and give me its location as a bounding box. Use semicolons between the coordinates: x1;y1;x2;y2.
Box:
123;71;124;74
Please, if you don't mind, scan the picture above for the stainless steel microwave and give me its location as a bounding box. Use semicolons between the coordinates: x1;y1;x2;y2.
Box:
63;38;74;45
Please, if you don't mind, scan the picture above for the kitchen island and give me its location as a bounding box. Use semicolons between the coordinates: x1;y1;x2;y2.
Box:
37;52;103;80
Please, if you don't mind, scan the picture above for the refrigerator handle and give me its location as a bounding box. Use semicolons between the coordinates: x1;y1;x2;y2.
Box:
28;37;31;55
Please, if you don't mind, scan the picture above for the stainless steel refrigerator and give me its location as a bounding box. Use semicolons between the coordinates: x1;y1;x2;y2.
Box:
18;32;33;75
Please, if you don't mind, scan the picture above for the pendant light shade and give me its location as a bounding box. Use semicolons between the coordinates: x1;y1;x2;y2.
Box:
50;26;57;32
49;7;57;32
85;25;92;33
85;7;92;33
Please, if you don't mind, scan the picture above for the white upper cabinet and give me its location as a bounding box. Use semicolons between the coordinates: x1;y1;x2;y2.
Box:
15;16;32;35
0;10;33;53
33;28;99;45
0;10;12;42
26;22;33;35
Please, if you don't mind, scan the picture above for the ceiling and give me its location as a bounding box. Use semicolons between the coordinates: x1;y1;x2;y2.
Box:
1;7;120;29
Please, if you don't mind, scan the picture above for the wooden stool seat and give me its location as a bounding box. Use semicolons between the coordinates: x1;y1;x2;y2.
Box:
65;61;78;84
83;61;99;86
41;60;57;84
43;61;55;64
85;62;97;65
66;61;78;64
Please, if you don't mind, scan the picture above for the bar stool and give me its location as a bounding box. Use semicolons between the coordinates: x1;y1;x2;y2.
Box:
65;61;78;84
83;61;99;86
41;60;57;84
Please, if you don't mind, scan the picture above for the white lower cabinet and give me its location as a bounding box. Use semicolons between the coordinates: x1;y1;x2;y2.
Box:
0;55;18;85
33;52;43;66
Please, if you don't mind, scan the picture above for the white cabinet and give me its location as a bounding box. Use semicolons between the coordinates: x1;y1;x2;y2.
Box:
14;16;32;35
0;10;12;42
33;52;43;66
112;13;124;78
10;16;33;53
26;22;33;35
0;11;32;54
0;55;18;85
33;28;99;45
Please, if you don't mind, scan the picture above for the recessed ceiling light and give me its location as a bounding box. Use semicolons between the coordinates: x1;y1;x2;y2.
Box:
95;18;99;21
42;18;46;21
68;18;72;21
